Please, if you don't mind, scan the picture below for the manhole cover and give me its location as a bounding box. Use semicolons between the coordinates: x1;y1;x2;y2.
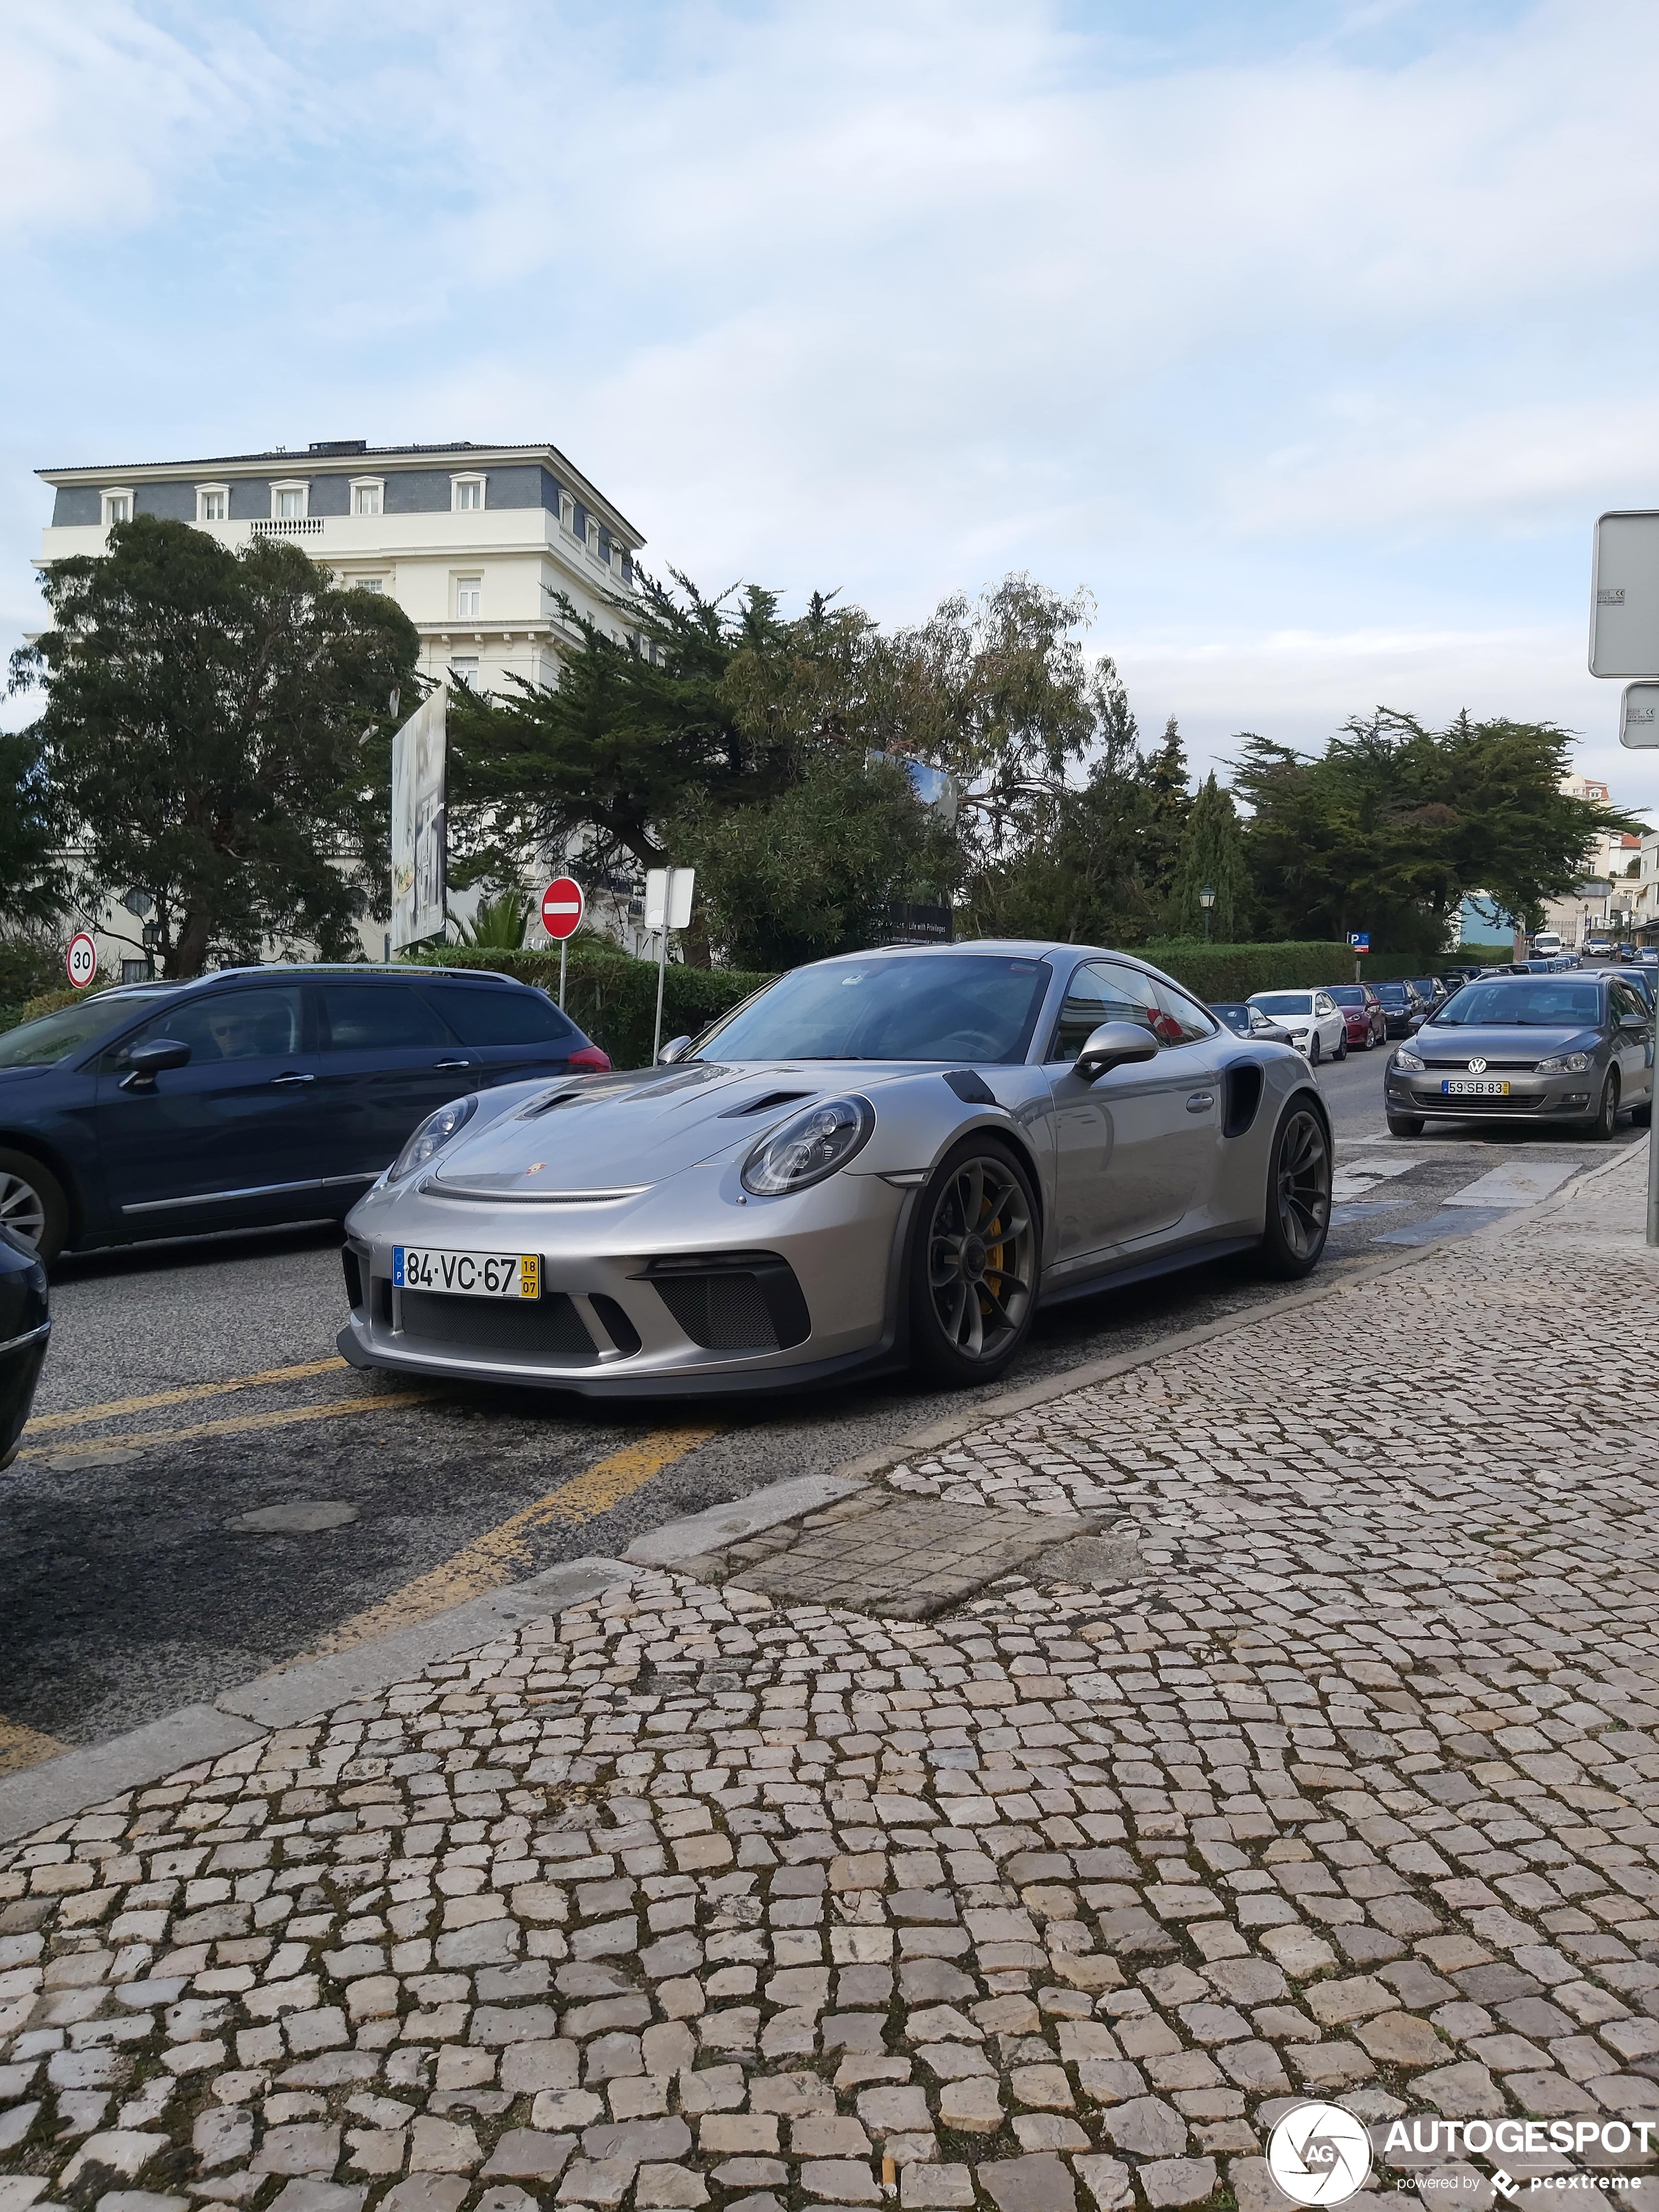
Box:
227;1501;361;1533
733;1497;1080;1618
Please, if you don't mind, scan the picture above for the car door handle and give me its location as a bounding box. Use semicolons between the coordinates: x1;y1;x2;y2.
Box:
271;1072;315;1085
1185;1091;1216;1113
434;1058;472;1069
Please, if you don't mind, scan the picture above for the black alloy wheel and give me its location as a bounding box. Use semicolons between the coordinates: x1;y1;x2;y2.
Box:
1334;1029;1348;1061
1257;1104;1332;1279
910;1140;1040;1386
1588;1068;1619;1142
1308;1033;1321;1065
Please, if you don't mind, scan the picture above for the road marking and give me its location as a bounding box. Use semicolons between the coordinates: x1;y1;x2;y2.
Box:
306;1425;717;1656
25;1356;351;1436
0;1714;66;1778
16;1391;430;1461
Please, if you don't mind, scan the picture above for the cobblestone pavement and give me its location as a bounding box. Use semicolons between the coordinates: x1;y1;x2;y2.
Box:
3;1154;1657;2212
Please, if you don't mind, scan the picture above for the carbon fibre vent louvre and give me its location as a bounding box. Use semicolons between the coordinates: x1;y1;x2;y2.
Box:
654;1273;779;1350
398;1288;595;1356
1223;1062;1264;1139
719;1090;814;1118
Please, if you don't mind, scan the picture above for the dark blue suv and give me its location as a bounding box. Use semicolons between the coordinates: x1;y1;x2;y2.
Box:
0;964;609;1265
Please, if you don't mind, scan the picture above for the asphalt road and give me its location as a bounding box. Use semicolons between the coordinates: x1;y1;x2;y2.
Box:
1;1042;1641;1763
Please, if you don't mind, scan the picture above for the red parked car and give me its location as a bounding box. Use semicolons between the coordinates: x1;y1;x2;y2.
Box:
1327;983;1387;1050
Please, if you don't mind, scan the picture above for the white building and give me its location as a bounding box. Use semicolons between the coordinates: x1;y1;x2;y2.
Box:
36;436;644;705
33;438;646;975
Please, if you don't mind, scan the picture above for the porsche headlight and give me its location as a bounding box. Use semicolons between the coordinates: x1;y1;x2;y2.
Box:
1394;1047;1426;1072
389;1094;478;1183
1536;1050;1592;1073
742;1095;874;1195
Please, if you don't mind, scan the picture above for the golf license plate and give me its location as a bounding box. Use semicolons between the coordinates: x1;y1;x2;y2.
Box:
1441;1078;1510;1097
394;1247;540;1299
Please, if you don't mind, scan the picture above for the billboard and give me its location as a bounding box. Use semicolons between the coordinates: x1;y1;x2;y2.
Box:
391;693;446;952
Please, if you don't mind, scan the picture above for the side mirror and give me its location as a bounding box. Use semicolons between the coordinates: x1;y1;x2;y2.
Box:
656;1034;692;1066
1074;1020;1159;1083
120;1037;192;1091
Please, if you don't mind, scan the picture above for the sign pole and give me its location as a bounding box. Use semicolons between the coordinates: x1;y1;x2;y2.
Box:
559;938;568;1012
653;869;672;1064
1649;1114;1659;1249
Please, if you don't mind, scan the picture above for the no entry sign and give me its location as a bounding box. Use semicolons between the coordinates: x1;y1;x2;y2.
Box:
541;877;584;941
66;932;98;989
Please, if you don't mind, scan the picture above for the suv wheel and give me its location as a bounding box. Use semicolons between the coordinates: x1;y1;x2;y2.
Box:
0;1150;69;1267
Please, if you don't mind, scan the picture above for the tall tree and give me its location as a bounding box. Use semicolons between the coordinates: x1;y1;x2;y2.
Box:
1167;772;1247;939
1137;714;1192;905
1232;709;1640;959
0;724;68;929
10;517;419;978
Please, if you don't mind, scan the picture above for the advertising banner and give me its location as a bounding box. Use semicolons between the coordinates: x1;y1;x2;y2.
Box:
391;693;446;952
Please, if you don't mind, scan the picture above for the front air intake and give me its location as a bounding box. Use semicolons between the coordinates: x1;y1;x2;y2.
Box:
634;1251;811;1351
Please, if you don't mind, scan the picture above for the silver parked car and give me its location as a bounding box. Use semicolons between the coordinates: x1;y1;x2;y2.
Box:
338;942;1333;1398
1386;971;1654;1139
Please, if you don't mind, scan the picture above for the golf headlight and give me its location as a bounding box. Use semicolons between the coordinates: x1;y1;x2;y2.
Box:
389;1094;478;1182
1394;1047;1426;1072
1536;1050;1592;1073
743;1095;874;1195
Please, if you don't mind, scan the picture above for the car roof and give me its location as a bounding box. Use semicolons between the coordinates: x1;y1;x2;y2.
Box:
103;962;533;1001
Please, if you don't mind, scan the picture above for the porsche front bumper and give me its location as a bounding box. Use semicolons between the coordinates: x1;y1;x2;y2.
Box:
337;1162;914;1398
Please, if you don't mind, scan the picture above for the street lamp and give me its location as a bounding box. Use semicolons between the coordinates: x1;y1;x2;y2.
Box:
1199;886;1216;944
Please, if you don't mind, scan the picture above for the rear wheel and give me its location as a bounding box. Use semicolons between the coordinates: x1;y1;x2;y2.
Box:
909;1140;1040;1387
1587;1069;1619;1142
1257;1104;1332;1279
1387;1114;1424;1138
0;1150;69;1267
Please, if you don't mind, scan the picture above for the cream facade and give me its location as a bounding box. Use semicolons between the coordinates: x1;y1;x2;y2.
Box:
35;438;645;703
33;439;646;975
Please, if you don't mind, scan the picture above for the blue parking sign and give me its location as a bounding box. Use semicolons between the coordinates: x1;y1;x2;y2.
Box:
1348;932;1370;951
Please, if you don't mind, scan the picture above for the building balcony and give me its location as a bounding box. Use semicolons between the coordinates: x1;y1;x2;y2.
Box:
252;516;326;537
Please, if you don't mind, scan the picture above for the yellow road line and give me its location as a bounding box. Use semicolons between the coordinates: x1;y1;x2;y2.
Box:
0;1714;66;1778
17;1391;430;1460
306;1425;717;1656
25;1356;351;1436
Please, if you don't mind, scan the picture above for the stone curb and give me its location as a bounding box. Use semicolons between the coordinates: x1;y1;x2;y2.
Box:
1;1136;1644;1844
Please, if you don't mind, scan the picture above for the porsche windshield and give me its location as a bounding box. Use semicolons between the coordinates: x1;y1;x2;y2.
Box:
1434;981;1603;1027
697;954;1052;1063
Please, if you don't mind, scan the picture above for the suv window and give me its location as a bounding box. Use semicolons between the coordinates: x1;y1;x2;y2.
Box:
116;986;305;1066
319;984;452;1051
419;982;575;1046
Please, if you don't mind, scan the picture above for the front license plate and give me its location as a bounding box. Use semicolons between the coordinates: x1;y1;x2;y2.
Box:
394;1247;540;1298
1441;1079;1511;1097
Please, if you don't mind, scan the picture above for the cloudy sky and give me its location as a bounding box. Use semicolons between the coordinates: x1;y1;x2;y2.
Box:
4;0;1657;805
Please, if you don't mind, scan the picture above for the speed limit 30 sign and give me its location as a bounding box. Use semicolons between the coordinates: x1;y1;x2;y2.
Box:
66;932;98;989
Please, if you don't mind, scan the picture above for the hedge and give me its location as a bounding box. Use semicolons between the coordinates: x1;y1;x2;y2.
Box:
401;940;775;1070
1136;940;1356;999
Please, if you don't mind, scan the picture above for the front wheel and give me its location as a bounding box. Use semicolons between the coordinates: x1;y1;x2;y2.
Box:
1308;1033;1321;1065
0;1150;68;1268
908;1140;1040;1388
1387;1114;1425;1138
1334;1030;1349;1062
1587;1070;1619;1142
1256;1104;1332;1279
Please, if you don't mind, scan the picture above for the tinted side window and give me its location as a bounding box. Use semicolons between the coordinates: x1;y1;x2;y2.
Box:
419;983;574;1046
116;986;304;1066
1048;960;1159;1061
1151;978;1215;1044
319;985;453;1051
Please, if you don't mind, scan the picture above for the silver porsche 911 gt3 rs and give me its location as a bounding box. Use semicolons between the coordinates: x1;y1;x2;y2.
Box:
337;941;1332;1398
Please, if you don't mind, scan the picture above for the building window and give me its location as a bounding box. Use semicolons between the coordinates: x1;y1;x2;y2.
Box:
103;489;133;526
352;480;383;516
355;577;386;594
121;959;151;986
452;477;484;511
455;576;481;618
449;656;480;688
273;483;308;519
197;486;228;522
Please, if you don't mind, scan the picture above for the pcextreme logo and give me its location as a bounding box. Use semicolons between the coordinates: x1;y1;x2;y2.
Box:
1268;2102;1376;2206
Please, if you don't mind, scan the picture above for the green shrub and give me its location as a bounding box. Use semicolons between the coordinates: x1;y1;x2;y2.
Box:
1137;940;1356;999
402;939;777;1070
